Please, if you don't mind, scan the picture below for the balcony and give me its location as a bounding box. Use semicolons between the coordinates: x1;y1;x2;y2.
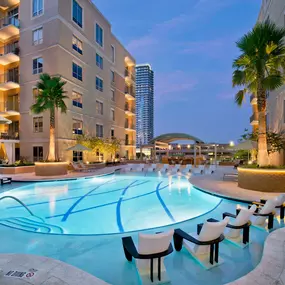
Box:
0;133;19;140
250;94;257;105
0;69;19;90
125;140;135;146
0;0;20;10
0;45;19;66
125;86;135;100
125;104;135;116
250;113;258;125
0;16;20;41
125;122;136;131
0;98;19;116
125;68;135;83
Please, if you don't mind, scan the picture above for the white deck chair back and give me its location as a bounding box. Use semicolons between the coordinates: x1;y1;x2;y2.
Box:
253;199;276;225
274;194;285;207
227;205;257;238
136;230;174;278
194;217;229;255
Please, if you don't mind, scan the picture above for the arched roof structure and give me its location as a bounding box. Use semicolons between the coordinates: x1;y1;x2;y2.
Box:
150;133;204;144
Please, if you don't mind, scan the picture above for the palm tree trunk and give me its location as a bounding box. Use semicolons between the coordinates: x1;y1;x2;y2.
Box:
257;80;269;166
48;108;56;161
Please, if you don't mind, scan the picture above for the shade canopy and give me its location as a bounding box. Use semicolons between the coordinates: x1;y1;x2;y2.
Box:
150;133;204;144
65;144;92;152
0;116;12;125
232;140;257;151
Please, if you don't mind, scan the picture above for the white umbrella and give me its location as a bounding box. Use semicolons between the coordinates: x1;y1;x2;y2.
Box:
65;144;92;152
0;116;12;125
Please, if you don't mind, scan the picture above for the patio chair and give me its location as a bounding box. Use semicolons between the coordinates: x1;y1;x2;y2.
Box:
222;204;257;247
173;217;229;269
192;167;202;175
181;164;192;175
168;165;180;175
147;164;157;172
134;163;145;172
71;162;88;172
250;199;276;230
122;230;174;284
78;161;97;171
198;165;205;174
159;164;168;173
124;164;134;172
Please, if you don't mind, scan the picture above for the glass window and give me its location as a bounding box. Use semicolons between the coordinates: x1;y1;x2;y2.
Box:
32;0;43;17
111;129;114;137
33;27;43;45
33;57;43;74
96;24;103;47
96;100;103;115
72;91;83;108
33;116;43;133
96;124;103;138
110;70;115;83
73;119;83;135
72;35;83;54
72;62;82;81
96;53;103;69
111;109;115;121
33;146;43;162
111;45;115;63
96;77;103;92
73;151;83;162
111;89;115;101
72;0;83;28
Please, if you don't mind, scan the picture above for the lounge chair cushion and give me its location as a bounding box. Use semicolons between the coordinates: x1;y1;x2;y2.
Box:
274;194;285;207
252;199;276;226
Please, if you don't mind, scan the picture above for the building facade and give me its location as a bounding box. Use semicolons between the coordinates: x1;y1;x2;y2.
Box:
0;0;136;163
257;0;285;165
135;64;154;147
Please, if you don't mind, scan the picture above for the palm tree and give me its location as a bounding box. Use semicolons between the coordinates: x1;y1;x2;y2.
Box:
31;73;68;161
233;19;285;166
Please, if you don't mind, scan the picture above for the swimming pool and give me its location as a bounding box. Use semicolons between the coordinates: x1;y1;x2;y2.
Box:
0;174;221;235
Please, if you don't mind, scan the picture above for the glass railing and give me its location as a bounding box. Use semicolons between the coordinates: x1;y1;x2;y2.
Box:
0;99;19;112
0;16;20;29
0;70;19;84
0;132;19;140
125;87;135;98
124;104;135;113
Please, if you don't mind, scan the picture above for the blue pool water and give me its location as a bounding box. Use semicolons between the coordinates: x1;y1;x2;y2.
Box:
0;174;221;235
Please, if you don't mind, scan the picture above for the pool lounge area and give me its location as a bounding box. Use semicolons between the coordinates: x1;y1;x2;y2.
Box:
0;166;283;285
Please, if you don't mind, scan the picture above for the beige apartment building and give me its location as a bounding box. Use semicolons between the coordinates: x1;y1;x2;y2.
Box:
255;0;285;165
0;0;136;163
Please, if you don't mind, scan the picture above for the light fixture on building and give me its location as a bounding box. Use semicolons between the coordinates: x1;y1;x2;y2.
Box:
187;145;190;149
178;144;181;149
229;141;235;147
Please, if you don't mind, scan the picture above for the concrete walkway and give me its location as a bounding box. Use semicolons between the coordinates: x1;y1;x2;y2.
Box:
0;254;110;285
190;166;282;202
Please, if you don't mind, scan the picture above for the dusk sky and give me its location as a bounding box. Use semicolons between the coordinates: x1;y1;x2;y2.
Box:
94;0;261;143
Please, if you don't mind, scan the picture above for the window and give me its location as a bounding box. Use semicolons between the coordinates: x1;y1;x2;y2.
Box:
111;45;115;63
72;91;83;108
33;117;43;133
96;53;103;69
110;70;115;83
73;62;82;81
33;27;43;45
96;23;103;47
111;108;115;121
96;100;103;115
73;119;83;135
72;35;83;54
32;0;43;17
33;57;43;74
33;87;39;103
111;128;114;137
96;77;103;92
73;151;83;162
111;89;115;101
72;0;83;28
33;146;43;162
96;124;103;138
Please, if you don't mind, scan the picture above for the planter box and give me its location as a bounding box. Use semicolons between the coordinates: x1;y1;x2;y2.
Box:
35;162;68;176
238;167;285;192
0;166;35;175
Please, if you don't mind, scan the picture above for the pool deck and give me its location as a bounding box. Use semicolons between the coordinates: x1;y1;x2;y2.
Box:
190;166;282;202
0;254;110;285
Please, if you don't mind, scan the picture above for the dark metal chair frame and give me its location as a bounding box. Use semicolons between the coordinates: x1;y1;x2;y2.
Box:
248;203;275;230
222;211;251;245
122;236;173;282
173;219;225;265
259;199;285;219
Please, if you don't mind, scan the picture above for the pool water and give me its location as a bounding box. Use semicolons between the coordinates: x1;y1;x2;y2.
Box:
0;174;221;235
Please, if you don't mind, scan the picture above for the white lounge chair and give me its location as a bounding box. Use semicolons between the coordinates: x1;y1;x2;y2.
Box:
181;164;192;175
134;164;144;172
159;164;169;173
174;217;229;269
122;230;174;284
147;164;157;172
71;162;88;172
251;199;276;230
192;167;202;175
168;165;180;175
223;205;257;248
124;164;134;172
257;194;285;219
198;165;205;174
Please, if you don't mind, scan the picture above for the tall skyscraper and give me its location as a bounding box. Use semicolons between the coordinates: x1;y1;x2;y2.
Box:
136;64;154;146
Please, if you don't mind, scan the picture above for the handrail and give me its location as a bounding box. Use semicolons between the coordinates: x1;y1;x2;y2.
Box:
0;196;35;217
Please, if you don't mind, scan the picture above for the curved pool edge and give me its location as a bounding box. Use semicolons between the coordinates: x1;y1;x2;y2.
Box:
226;227;285;285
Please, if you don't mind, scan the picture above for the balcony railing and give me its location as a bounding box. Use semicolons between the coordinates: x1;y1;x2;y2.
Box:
0;99;19;112
0;69;19;84
125;87;135;98
125;68;135;81
0;16;20;29
125;140;135;146
125;104;135;113
0;133;19;140
125;122;135;130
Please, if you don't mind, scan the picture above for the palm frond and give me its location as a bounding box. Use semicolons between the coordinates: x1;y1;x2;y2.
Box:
235;89;246;106
262;74;284;91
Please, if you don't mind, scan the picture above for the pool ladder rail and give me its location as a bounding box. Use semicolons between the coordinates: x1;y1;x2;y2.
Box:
0;195;64;234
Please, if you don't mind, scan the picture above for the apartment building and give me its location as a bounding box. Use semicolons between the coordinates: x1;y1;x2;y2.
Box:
257;0;285;165
136;64;154;146
0;0;136;163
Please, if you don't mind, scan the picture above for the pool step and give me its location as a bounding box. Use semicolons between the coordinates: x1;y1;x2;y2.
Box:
0;216;64;234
